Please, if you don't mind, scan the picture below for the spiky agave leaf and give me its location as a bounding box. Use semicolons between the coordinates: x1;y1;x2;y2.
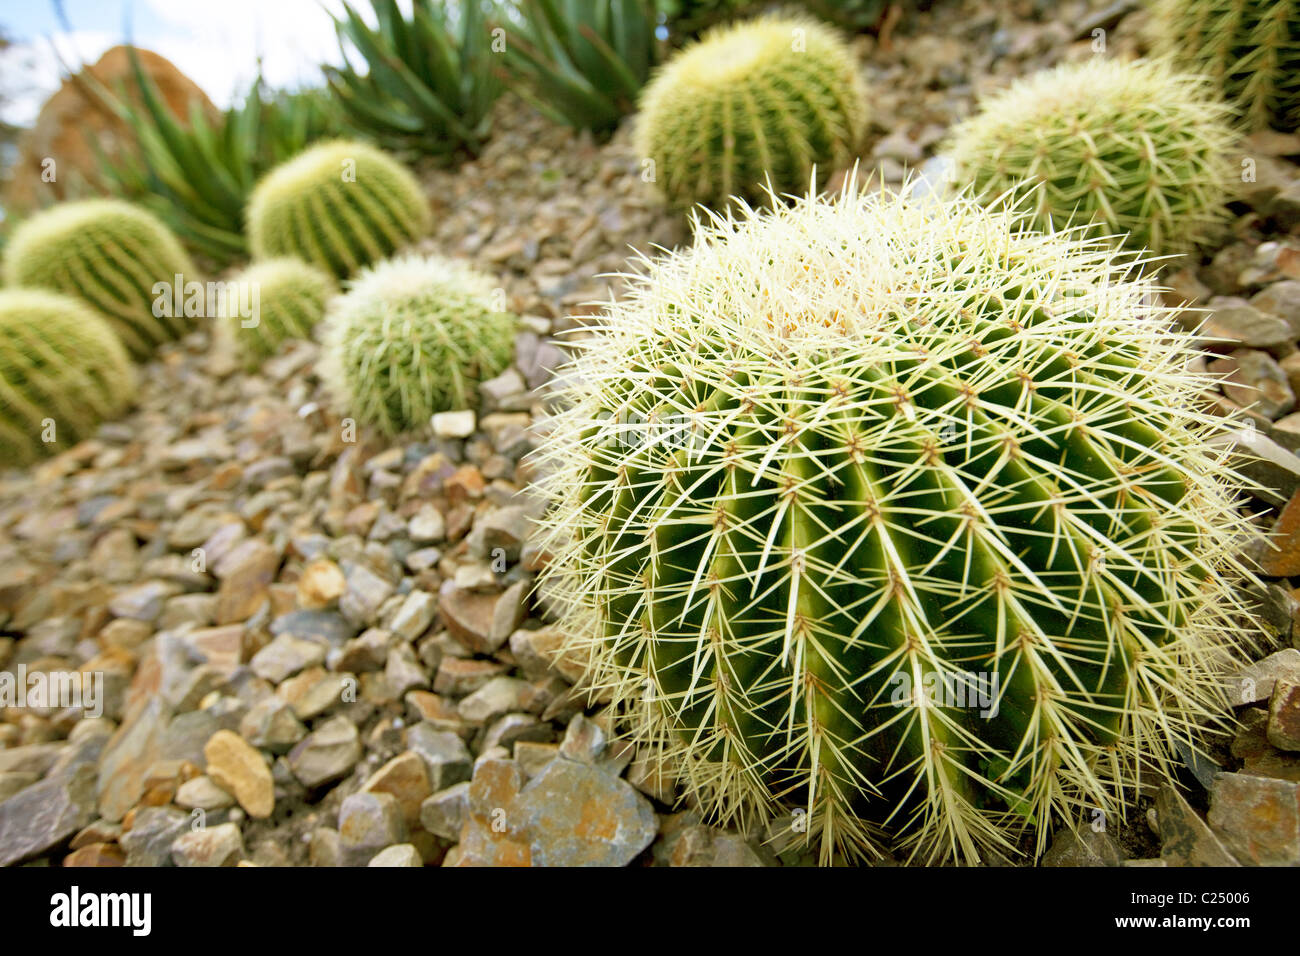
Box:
946;57;1238;260
320;254;516;437
531;177;1263;865
1147;0;1300;133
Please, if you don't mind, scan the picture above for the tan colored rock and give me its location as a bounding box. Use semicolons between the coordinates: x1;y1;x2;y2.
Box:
203;730;274;819
297;558;346;610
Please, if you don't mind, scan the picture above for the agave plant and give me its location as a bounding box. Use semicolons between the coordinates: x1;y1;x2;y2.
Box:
80;48;341;269
498;0;659;133
324;0;500;158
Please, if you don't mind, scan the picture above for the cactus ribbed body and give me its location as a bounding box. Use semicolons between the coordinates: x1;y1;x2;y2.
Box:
636;16;868;210
321;255;515;436
224;258;334;366
2;200;197;357
947;57;1237;259
247;140;431;279
1149;0;1300;132
0;290;136;465
533;183;1257;865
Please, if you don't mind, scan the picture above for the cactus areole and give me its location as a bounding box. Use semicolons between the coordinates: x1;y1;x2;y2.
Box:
533;181;1258;865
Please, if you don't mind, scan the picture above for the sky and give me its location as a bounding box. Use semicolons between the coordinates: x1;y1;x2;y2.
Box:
0;0;356;126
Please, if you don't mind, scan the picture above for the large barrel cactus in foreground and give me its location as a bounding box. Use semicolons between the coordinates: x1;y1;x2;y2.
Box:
532;182;1259;865
0;290;136;464
1148;0;1300;132
636;15;867;211
2;199;196;357
247;140;431;279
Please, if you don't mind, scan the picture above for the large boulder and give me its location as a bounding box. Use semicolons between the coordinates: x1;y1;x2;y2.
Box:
4;45;216;213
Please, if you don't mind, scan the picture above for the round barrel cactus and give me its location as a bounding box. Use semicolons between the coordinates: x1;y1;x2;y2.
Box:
636;15;868;211
321;255;515;436
247;140;431;279
532;181;1258;865
223;258;335;367
1148;0;1300;132
2;199;197;357
0;290;136;465
946;57;1237;259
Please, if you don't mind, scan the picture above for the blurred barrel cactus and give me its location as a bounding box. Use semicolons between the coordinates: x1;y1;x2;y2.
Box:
531;181;1258;864
246;140;431;279
947;57;1237;259
636;15;867;211
1148;0;1300;132
321;255;516;436
0;290;136;464
2;199;197;357
222;258;335;367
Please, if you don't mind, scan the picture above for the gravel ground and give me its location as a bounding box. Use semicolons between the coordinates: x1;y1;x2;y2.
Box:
1;0;1299;867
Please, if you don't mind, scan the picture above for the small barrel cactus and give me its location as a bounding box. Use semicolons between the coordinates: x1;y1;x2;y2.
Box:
2;199;197;357
636;15;868;211
1148;0;1300;132
222;258;335;367
946;57;1237;259
0;289;136;465
531;180;1258;865
246;140;431;279
321;255;516;436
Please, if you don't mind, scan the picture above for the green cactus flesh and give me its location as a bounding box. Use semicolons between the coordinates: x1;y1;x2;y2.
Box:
637;15;868;211
225;257;335;366
947;56;1238;259
322;254;516;436
2;199;197;358
0;289;136;465
247;140;432;279
533;182;1258;865
1149;0;1300;132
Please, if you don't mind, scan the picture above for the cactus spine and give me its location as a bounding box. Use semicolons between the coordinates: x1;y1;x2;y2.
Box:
636;15;868;211
223;258;335;366
2;199;197;357
532;180;1258;865
321;255;516;436
1148;0;1300;132
246;140;431;279
0;290;136;464
946;57;1238;259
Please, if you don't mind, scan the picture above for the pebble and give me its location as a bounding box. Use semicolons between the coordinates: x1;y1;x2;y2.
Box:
368;843;423;867
338;791;407;867
204;729;275;819
0;764;97;866
1207;772;1300;865
288;716;362;789
171;822;244;866
120;806;190;866
1268;678;1300;752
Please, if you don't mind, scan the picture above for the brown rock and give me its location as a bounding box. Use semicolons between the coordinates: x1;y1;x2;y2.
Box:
362;751;432;827
214;540;280;624
4;46;217;213
297;558;346;610
1261;489;1300;577
1268;678;1300;752
62;842;125;867
203;729;275;819
1207;772;1300;865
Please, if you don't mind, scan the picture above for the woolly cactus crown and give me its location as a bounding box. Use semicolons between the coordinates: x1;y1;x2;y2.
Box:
0;289;136;465
321;254;516;437
946;57;1237;259
1148;0;1300;132
247;139;431;278
636;15;868;210
532;180;1258;865
221;258;335;367
2;199;196;357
